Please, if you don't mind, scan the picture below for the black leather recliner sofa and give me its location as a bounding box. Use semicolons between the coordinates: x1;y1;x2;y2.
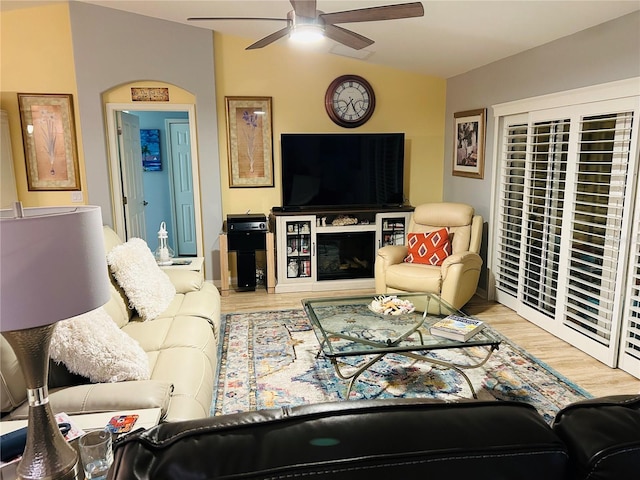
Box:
109;395;640;480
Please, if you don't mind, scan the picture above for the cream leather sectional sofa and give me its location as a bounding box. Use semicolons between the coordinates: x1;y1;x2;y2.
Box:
0;226;221;423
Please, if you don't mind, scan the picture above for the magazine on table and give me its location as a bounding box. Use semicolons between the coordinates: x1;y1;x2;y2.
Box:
429;315;485;341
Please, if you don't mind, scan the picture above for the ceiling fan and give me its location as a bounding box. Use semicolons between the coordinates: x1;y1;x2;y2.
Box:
187;1;424;50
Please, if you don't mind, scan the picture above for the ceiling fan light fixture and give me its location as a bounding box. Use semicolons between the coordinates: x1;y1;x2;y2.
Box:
190;2;425;51
287;10;325;44
290;23;324;43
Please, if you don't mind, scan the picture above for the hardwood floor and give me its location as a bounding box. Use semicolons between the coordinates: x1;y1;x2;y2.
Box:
220;289;640;398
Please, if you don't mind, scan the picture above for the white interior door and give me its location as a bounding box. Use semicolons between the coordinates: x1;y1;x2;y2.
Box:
116;111;146;239
169;121;196;256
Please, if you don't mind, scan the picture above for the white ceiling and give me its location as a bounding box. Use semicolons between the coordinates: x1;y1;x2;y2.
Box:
6;1;640;77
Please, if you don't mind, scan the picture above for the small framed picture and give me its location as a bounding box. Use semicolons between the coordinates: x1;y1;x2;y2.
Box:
18;93;81;190
453;108;486;179
140;129;161;171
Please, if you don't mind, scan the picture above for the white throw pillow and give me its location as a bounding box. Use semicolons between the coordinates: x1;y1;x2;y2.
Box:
106;238;176;321
50;307;150;383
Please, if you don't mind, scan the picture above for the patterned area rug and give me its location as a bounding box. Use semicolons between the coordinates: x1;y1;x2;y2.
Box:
212;309;591;423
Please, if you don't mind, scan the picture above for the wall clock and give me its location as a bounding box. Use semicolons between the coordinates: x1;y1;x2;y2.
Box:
324;75;376;128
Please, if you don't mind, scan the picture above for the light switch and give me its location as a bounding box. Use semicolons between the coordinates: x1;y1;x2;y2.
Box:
71;191;83;203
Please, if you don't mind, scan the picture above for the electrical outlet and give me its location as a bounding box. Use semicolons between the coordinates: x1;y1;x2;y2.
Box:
71;191;83;203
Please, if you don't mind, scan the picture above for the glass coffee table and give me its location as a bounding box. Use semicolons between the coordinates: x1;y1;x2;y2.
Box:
302;293;501;399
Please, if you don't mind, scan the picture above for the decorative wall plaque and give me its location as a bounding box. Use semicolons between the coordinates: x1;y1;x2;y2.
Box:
131;87;170;102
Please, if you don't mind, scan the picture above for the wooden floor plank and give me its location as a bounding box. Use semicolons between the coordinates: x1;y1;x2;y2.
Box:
220;289;640;398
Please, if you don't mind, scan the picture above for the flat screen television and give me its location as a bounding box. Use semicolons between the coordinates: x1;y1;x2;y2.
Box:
281;133;405;210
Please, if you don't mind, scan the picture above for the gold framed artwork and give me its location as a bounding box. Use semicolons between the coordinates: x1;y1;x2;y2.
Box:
18;93;81;191
453;108;486;179
225;96;274;188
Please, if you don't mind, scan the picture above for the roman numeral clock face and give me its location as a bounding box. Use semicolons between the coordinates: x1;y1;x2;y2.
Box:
325;75;376;128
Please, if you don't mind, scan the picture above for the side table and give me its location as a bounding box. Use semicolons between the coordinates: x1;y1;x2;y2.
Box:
0;408;162;479
159;257;204;272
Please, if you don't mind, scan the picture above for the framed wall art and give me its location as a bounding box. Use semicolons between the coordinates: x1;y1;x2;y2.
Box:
131;87;169;102
225;96;273;187
140;128;161;171
453;108;486;179
18;93;81;191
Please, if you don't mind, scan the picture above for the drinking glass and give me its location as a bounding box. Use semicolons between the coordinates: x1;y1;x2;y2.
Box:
79;429;113;480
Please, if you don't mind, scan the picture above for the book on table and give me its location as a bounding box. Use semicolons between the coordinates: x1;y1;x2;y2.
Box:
429;315;485;341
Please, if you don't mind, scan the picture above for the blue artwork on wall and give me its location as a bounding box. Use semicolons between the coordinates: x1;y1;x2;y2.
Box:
140;129;161;171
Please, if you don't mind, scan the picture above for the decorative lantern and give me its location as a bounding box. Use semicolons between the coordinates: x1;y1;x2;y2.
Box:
154;221;174;265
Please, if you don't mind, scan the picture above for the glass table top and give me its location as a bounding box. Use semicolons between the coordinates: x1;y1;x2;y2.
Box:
302;293;501;358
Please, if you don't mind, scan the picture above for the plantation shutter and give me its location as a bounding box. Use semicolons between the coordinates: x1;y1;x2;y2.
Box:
561;112;633;350
495;115;571;322
620;192;640;375
522;119;569;317
494;97;639;372
495;117;527;301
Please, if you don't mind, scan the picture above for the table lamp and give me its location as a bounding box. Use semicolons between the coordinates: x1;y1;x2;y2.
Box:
0;204;110;480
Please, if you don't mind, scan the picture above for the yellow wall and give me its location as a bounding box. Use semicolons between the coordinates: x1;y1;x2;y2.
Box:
1;5;446;215
0;3;85;207
214;33;446;216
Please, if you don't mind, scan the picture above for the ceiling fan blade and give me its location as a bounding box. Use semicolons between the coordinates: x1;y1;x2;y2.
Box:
187;17;286;22
324;24;374;50
321;2;424;25
246;26;291;50
290;0;317;18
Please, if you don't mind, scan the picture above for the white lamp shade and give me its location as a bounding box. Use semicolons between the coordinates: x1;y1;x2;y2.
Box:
0;205;111;332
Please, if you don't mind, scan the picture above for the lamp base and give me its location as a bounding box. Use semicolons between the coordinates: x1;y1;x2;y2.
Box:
2;326;82;480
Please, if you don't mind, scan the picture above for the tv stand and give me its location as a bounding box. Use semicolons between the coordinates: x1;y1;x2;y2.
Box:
270;206;413;293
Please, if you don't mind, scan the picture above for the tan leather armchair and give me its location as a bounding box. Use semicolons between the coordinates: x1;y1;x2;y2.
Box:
375;202;483;310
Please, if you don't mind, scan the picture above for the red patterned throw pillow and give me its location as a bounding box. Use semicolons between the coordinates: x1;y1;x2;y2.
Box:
404;228;451;266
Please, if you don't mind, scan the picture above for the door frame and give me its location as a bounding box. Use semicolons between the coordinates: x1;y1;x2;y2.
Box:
105;103;204;257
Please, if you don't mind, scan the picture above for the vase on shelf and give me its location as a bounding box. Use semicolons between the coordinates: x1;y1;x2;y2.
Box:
288;259;299;278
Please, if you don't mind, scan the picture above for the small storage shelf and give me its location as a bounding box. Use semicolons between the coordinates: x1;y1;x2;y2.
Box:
378;215;411;247
282;217;315;280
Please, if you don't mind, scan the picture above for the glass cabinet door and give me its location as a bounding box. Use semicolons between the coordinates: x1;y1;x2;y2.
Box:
284;219;313;279
376;213;411;248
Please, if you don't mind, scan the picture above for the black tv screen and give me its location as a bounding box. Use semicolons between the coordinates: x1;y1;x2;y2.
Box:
281;133;405;210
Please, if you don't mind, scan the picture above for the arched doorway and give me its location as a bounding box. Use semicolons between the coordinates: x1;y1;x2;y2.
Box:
103;82;203;257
